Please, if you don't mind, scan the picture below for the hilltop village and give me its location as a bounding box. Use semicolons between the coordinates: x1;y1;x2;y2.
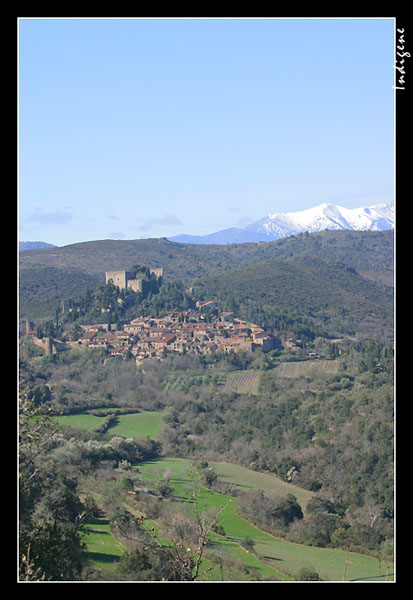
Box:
25;267;275;364
70;304;274;364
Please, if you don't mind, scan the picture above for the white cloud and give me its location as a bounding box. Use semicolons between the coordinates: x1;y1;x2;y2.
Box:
136;214;182;232
29;210;73;225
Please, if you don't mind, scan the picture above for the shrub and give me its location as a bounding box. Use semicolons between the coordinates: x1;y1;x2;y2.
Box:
238;490;303;531
297;567;322;581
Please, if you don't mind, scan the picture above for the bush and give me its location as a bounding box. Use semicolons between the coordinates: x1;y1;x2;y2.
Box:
238;490;303;532
92;414;118;434
241;536;255;552
116;548;183;581
297;567;322;581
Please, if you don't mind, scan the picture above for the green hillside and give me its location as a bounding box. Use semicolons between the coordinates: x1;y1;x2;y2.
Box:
19;230;394;278
19;230;393;320
194;255;394;341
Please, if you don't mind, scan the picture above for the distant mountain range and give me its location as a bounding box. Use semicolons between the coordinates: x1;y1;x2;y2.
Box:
18;202;394;251
19;241;56;252
169;202;395;245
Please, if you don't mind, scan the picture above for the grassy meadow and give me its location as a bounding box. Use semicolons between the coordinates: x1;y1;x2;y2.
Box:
55;410;165;439
108;412;164;439
209;461;314;515
82;517;125;570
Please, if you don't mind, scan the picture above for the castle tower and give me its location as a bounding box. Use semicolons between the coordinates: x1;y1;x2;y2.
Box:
44;337;53;355
127;279;143;293
106;270;127;289
150;268;163;279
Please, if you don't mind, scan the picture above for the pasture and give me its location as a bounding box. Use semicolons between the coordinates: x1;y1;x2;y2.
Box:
82;517;125;569
136;458;393;582
108;412;164;439
55;410;165;440
209;462;314;515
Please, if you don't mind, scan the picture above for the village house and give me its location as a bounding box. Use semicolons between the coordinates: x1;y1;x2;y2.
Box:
88;338;109;350
171;340;186;354
196;300;216;310
151;334;176;350
109;347;130;359
123;323;146;334
78;330;98;345
219;311;234;322
252;331;274;352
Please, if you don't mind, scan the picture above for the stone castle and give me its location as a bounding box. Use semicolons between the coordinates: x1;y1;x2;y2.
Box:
25;320;66;355
105;268;163;293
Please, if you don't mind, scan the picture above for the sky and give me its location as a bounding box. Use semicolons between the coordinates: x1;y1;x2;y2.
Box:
18;17;395;246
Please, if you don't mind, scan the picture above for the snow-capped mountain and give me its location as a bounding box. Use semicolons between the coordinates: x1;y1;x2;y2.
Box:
245;202;395;238
169;202;394;245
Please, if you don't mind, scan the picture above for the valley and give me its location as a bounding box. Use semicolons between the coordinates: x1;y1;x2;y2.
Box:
18;229;394;582
52;412;393;582
18;15;396;584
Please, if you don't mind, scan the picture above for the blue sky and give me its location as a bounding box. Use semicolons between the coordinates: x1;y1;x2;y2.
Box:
18;17;395;246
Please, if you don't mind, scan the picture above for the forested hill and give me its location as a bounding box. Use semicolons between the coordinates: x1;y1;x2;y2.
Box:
193;256;394;342
19;230;394;278
19;230;393;321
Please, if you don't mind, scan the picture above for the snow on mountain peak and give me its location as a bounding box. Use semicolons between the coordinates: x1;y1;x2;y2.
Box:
252;202;394;238
168;201;394;245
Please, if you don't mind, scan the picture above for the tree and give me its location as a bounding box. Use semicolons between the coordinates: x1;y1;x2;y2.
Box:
110;484;231;581
267;493;304;529
241;536;255;552
157;481;174;498
304;512;342;547
19;399;86;581
238;490;303;531
198;464;218;488
115;546;187;581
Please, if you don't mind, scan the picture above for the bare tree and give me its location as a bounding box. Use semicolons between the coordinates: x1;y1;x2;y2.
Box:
367;503;383;529
111;483;231;581
190;486;232;581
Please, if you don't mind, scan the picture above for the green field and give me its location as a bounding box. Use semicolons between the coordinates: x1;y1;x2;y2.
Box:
136;458;394;582
108;412;164;439
55;410;165;439
82;517;125;569
210;462;314;515
137;458;284;581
